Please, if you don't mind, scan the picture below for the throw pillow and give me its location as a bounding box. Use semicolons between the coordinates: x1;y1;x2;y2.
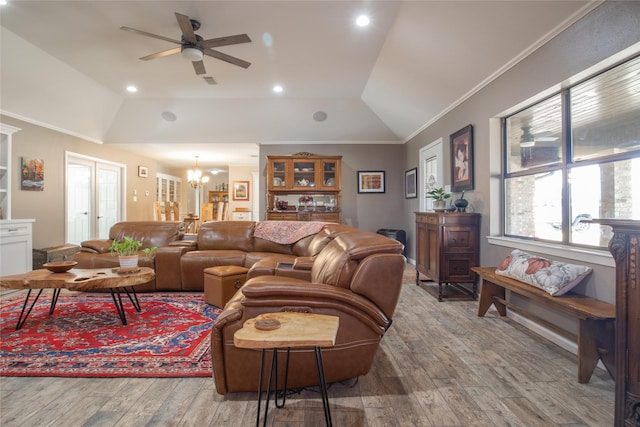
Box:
496;249;592;296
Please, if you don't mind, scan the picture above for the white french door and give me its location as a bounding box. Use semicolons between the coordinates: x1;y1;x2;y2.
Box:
419;138;444;211
66;153;125;244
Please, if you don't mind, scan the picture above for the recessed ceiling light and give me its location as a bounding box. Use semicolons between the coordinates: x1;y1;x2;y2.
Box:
356;15;370;27
161;111;177;122
126;85;138;93
313;111;328;122
273;85;283;93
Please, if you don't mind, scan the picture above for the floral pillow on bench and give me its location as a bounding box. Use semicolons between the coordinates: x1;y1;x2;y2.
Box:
496;249;592;296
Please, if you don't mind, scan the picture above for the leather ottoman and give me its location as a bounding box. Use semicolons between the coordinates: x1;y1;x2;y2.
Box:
203;265;249;307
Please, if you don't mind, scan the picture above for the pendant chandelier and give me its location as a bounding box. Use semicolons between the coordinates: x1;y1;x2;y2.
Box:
188;156;209;189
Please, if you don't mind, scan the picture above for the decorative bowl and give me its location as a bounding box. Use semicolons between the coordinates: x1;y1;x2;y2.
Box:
43;260;77;273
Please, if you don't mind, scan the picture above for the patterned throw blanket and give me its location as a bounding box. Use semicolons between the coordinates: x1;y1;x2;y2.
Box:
254;221;328;244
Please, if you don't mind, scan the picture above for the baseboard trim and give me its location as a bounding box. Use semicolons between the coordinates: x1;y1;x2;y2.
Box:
507;310;606;371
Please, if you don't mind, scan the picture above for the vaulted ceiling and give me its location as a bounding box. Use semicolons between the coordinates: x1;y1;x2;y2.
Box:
0;1;595;170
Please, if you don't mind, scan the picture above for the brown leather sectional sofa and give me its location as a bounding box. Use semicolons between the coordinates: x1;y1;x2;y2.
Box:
74;220;358;292
74;220;406;394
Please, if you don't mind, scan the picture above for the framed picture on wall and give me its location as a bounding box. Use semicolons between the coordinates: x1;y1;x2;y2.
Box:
21;157;44;191
232;181;250;201
138;165;149;178
450;124;474;192
405;168;417;198
357;171;385;194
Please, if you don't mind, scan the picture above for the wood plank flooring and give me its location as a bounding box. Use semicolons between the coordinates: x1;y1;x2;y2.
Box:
0;265;614;426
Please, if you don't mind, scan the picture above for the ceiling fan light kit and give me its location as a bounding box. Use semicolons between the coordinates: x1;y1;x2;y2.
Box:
181;45;204;62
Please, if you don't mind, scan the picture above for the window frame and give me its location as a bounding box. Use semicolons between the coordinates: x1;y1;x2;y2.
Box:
501;53;640;249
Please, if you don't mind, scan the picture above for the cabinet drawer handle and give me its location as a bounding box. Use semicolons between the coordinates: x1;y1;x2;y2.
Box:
7;228;19;232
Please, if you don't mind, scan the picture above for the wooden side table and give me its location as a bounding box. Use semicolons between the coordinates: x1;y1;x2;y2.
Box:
234;312;339;427
0;267;154;329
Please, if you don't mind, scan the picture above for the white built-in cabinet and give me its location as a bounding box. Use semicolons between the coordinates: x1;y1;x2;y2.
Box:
0;124;35;275
0;123;21;220
0;219;34;275
156;173;182;203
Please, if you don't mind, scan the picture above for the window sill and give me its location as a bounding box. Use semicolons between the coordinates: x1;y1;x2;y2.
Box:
486;236;614;267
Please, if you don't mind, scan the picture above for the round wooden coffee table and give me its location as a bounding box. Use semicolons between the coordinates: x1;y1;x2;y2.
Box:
0;267;155;329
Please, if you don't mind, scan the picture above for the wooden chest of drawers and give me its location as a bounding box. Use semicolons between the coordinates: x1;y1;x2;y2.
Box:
415;212;480;301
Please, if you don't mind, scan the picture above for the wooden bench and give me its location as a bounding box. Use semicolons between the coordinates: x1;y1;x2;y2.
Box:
472;266;615;384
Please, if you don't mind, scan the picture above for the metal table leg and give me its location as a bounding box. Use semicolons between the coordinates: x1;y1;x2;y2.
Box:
314;346;332;427
122;286;141;312
15;289;44;330
109;288;128;325
254;346;331;427
49;288;61;315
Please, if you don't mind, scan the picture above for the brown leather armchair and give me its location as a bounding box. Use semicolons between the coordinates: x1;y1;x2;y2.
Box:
210;231;405;394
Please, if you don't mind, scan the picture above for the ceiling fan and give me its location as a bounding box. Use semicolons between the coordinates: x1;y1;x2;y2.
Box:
519;125;558;148
121;12;251;80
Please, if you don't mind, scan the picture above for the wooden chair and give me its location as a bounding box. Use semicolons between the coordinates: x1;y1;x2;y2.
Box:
222;202;230;221
201;203;214;222
171;201;180;222
216;202;225;221
164;201;173;221
153;202;163;221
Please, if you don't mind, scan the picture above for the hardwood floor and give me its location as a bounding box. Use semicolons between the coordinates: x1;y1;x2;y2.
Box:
1;265;614;426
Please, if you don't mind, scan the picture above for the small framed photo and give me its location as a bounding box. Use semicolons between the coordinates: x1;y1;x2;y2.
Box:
405;168;417;199
357;171;385;194
450;124;474;192
138;165;149;178
232;181;250;201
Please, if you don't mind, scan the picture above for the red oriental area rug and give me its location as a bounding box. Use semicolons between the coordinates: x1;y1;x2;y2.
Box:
0;291;221;378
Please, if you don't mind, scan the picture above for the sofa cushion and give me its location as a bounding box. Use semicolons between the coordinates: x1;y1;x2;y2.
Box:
293;223;352;257
311;239;358;289
109;221;184;249
496;249;592;296
252;238;293;255
197;221;255;252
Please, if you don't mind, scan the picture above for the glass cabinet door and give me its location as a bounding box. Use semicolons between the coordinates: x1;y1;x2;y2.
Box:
321;160;338;189
271;160;287;188
293;160;315;188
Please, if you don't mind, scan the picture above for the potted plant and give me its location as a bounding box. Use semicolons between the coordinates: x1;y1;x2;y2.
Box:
109;236;156;272
426;187;451;210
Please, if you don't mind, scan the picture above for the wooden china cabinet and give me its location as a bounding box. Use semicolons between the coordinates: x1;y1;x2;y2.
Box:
415;211;480;301
591;219;640;427
266;153;341;222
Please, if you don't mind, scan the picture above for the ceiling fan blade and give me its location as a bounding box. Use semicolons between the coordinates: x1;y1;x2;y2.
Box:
200;34;251;49
175;12;197;44
192;60;206;75
204;49;251;69
140;47;181;61
120;26;181;45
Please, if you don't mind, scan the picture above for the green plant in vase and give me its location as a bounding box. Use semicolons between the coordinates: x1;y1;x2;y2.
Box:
109;236;142;256
109;236;156;271
426;187;451;210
